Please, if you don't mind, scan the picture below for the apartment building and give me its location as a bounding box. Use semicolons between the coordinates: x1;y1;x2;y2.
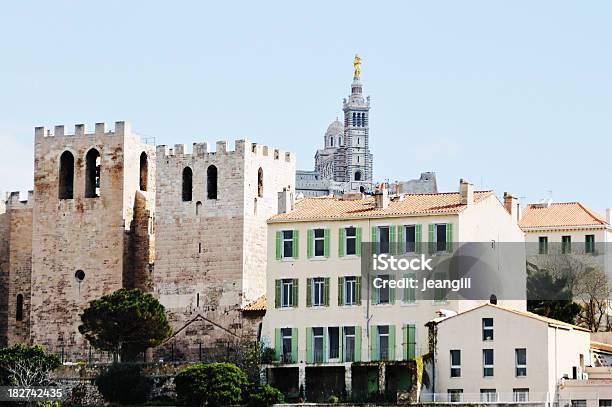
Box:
428;303;591;405
262;180;526;402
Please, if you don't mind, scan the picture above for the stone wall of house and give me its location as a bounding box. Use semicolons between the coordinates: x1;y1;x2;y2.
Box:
154;140;294;350
0;199;10;347
30;122;154;352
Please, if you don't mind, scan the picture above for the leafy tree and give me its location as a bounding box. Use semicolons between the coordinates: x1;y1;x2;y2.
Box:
78;288;172;361
243;383;285;407
0;344;61;386
527;264;581;324
574;267;611;332
175;362;248;407
95;363;152;404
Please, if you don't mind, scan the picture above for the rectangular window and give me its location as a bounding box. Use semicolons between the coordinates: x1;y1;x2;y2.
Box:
586;234;595;254
377;274;390;304
562;235;572;254
313;228;325;257
405;225;416;253
344;326;356;362
483;349;494;377
450;350;461;377
538;236;548;255
513;388;529;402
345;277;357;305
482;318;494;341
378;226;390;254
599;401;612;407
480;389;497;403
313;327;324;363
312;277;325;307
378;325;390;361
572;401;587;407
436;224;447;252
328;327;339;360
283;230;294;258
516;348;527;377
448;389;463;403
281;328;293;363
434;272;446;303
346;227;357;255
281;279;293;308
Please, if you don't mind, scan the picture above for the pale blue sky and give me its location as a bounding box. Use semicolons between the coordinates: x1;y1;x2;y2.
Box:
1;1;611;213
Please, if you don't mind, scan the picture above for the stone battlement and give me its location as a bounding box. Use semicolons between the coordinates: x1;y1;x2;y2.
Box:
34;121;132;139
156;139;293;163
5;191;34;209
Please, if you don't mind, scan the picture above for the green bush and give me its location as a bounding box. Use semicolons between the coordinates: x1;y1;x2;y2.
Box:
328;394;340;404
0;344;61;386
175;362;248;407
243;383;284;407
95;363;151;404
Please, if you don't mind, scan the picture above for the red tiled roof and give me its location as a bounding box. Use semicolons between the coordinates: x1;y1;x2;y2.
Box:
519;202;607;229
268;191;494;223
242;296;266;312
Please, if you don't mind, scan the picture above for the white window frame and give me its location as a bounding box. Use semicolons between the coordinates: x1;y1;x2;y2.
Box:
378;325;390;360
434;223;448;252
281;279;293;308
513;388;529;402
378;226;391;255
450;349;461;378
312;277;325;307
480;389;497;403
516;348;527;377
344;276;357;305
313;327;325;363
377;274;391;305
448;389;463;403
328;326;340;361
344;326;356;362
313;228;325;258
483;349;494;377
483;318;494;341
281;327;293;362
345;226;357;256
282;230;294;259
404;224;417;254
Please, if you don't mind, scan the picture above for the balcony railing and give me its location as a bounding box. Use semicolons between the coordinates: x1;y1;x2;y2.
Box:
420;392;549;404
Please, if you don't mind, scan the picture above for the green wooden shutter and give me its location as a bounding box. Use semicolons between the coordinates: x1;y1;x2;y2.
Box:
338;277;344;306
339;326;344;363
434;272;445;302
292;230;299;258
446;223;454;252
275;231;282;260
390;225;397;254
428;224;435;253
307;229;313;258
306;327;313;363
323;328;328;363
338;228;345;257
371;226;377;254
275;328;282;360
324;229;330;257
292;279;299;307
355;326;362;362
402;325;408;360
291;328;298;363
397;225;405;254
306;278;312;307
355;277;362;305
275;280;281;308
370;326;378;361
389;325;396;360
356;227;362;256
389;279;396;304
415;224;422;254
324;278;330;306
407;324;416;360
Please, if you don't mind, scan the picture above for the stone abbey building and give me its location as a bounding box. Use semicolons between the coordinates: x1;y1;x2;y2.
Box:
0;121;295;358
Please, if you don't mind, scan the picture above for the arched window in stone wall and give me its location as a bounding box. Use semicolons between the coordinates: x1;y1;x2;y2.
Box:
15;294;23;322
139;152;148;191
207;165;218;200
329;137;334;147
257;168;264;198
59;151;74;199
182;167;193;202
196;201;202;215
354;171;362;181
85;148;101;198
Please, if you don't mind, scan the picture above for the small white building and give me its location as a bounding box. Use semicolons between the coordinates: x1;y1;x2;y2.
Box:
428;303;591;405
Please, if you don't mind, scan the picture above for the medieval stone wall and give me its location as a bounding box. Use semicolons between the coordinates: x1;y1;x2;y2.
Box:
0;199;9;347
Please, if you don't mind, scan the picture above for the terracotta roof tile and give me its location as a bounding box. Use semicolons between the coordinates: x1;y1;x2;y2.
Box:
268;191;494;223
519;202;607;229
242;295;266;312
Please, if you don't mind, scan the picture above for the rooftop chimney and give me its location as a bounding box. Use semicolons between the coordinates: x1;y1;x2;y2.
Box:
374;183;390;209
503;192;520;223
277;186;294;215
459;179;474;206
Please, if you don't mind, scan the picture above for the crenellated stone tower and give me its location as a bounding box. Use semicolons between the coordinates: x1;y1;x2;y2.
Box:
29;122;156;351
154;140;295;356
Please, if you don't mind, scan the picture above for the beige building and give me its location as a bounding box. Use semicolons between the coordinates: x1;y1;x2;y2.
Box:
262;180;526;402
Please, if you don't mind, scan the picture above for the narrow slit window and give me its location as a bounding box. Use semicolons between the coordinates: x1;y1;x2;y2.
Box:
15;294;23;321
182;167;193;202
59;151;74;199
139;152;148;191
207;165;218;199
257;167;264;198
85;148;101;198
